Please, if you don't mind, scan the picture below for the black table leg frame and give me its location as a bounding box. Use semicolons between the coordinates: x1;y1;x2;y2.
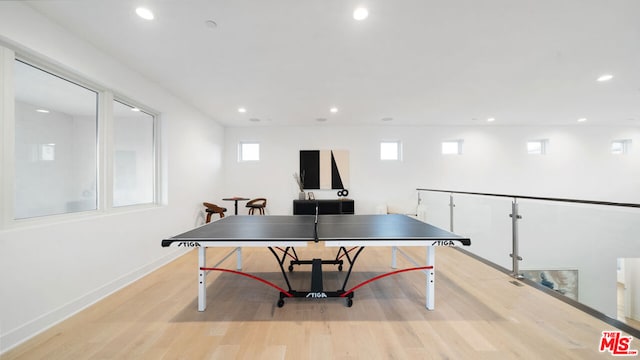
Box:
268;246;365;308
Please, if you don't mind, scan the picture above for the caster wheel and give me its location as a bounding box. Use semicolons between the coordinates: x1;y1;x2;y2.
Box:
288;265;294;272
277;299;285;308
338;265;343;271
347;299;353;307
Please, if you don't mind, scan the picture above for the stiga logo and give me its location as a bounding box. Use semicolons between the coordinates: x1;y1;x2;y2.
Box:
177;241;201;247
306;292;328;298
599;331;638;356
431;240;456;247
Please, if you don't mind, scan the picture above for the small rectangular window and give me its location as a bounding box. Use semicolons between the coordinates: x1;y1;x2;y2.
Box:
611;139;631;155
239;142;260;161
442;140;463;155
112;100;156;207
527;140;548;155
380;141;401;160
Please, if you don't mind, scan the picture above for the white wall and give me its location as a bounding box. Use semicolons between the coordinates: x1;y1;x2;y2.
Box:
0;3;224;353
223;124;640;216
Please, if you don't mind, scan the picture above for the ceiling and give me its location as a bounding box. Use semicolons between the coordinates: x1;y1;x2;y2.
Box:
23;0;640;127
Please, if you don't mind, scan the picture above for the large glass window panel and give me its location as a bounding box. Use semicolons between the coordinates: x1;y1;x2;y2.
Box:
113;100;155;207
418;191;451;228
14;60;98;219
518;202;640;318
451;194;513;269
419;191;513;269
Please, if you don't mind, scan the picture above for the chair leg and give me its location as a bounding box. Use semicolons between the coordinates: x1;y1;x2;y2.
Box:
206;212;212;223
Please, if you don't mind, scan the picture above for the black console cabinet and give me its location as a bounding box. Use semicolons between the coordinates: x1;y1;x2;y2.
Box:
293;199;354;215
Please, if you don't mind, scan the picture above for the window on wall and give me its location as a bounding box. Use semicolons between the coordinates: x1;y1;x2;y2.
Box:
13;59;98;219
239;142;260;161
611;139;631;155
380;141;401;160
7;54;160;222
527;139;548;155
112;100;156;207
442;140;463;155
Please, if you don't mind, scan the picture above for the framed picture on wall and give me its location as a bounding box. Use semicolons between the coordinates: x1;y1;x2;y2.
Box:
299;150;349;190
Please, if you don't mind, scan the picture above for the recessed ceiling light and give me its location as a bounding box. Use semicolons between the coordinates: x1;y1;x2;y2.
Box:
36;109;49;113
597;74;613;82
205;20;217;29
330;107;338;113
353;7;369;21
577;117;587;123
135;7;154;20
316;118;328;122
249;118;260;122
131;107;141;112
238;107;247;113
487;117;495;122
381;117;393;122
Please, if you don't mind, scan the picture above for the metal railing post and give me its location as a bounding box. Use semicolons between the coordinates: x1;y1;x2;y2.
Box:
449;194;455;232
509;198;523;278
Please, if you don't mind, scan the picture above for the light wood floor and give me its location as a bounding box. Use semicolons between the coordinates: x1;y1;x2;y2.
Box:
3;244;633;359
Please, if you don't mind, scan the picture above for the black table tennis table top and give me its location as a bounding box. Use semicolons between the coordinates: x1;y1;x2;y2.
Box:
162;214;470;246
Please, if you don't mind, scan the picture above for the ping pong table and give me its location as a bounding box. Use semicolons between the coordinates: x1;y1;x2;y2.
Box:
162;214;470;311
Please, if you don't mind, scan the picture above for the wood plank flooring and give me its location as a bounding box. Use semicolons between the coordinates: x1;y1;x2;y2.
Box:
3;244;632;359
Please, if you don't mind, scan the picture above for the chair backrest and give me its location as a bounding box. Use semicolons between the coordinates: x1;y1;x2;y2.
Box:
246;198;267;207
203;202;226;222
246;198;267;215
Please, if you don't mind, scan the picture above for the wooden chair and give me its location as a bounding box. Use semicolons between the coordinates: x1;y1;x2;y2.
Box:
203;202;227;223
245;198;267;215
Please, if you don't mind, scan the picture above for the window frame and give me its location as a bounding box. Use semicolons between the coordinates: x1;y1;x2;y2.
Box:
441;139;463;155
611;139;631;155
111;98;159;208
527;139;548;155
1;47;161;228
380;140;402;161
238;141;260;162
13;57;101;220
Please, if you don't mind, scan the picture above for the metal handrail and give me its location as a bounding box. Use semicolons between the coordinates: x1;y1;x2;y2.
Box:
417;188;640;208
